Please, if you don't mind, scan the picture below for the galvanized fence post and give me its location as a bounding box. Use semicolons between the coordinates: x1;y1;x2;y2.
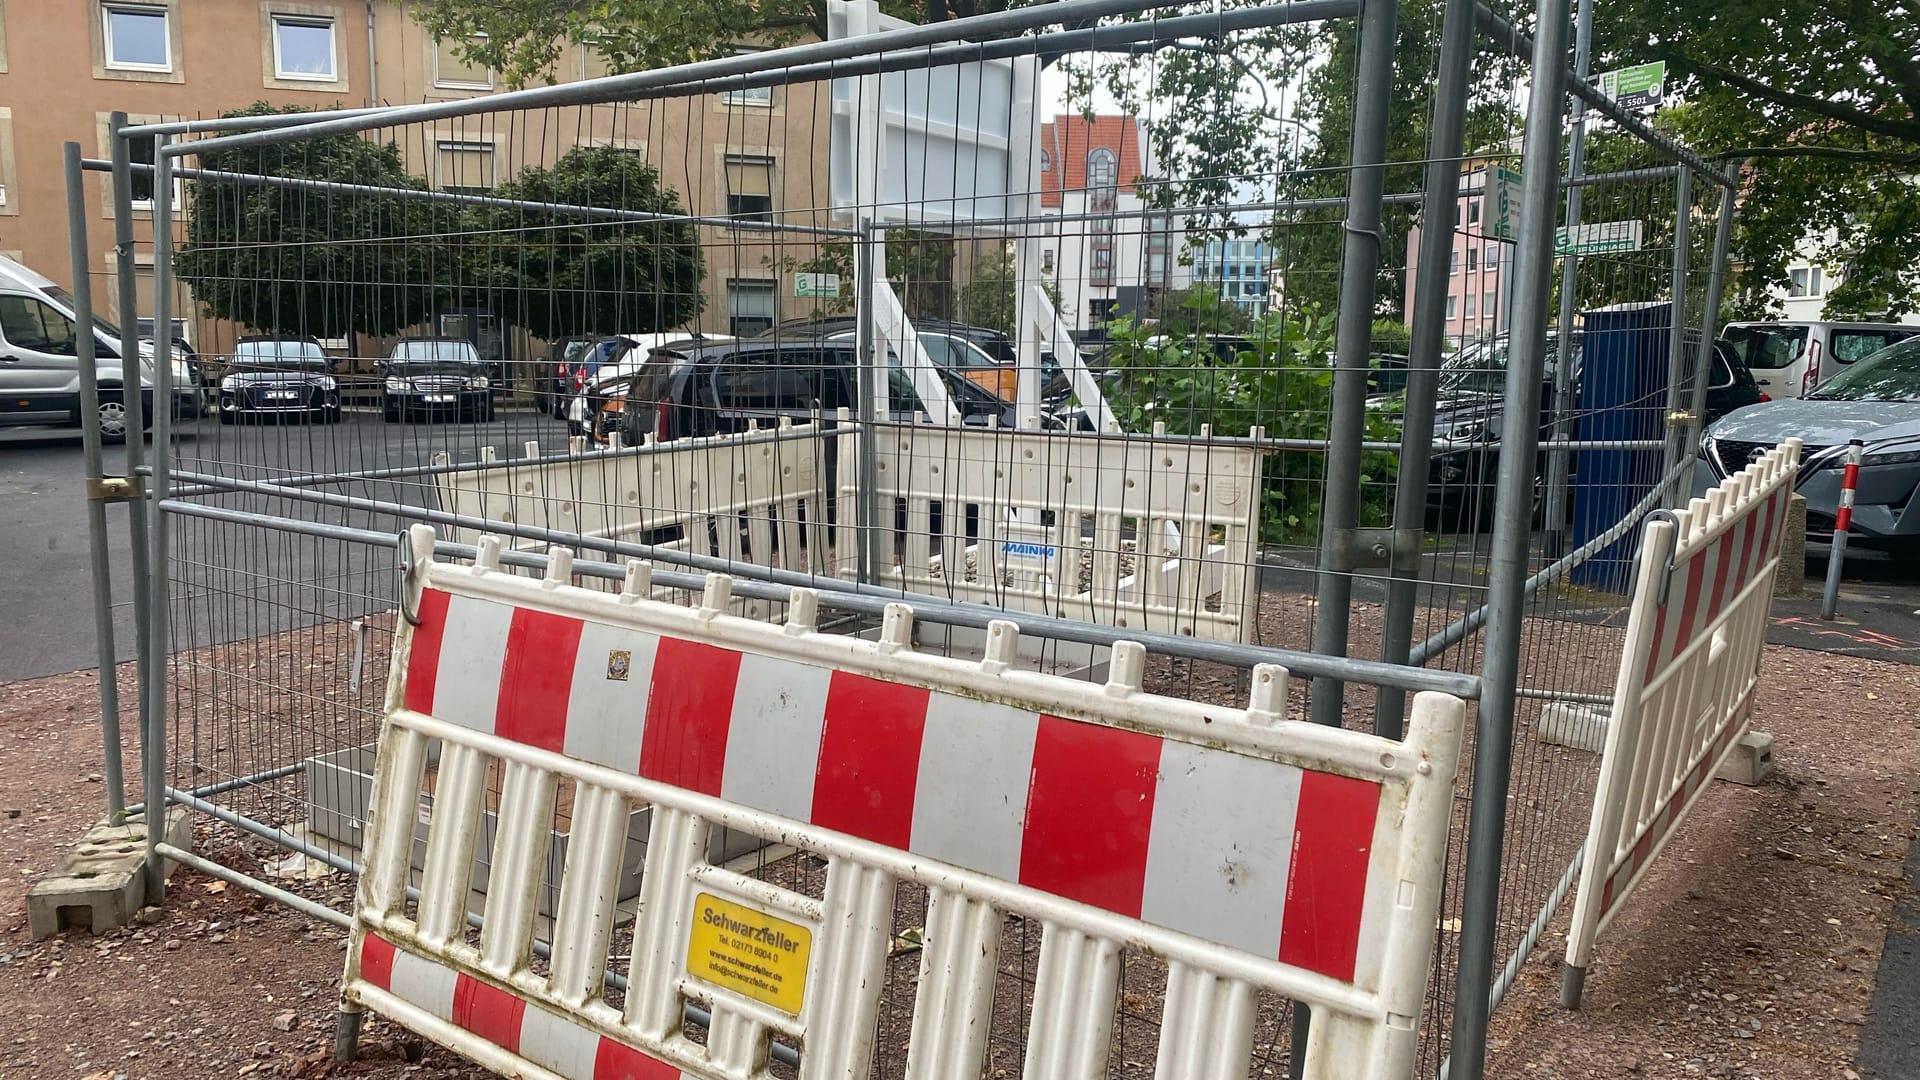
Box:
854;216;880;587
1374;0;1478;737
1685;186;1737;454
142;133;176;900
1447;0;1572;1073
108;114;154;801
1542;0;1597;557
1308;0;1400;729
63;141;129;819
1661;166;1692;504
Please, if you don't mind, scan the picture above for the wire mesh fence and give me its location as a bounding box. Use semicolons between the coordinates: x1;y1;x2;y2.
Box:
56;0;1749;1075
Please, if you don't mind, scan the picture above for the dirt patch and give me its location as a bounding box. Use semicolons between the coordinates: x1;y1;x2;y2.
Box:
1;622;1914;1077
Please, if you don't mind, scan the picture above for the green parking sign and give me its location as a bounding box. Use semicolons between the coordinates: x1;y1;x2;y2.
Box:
1487;166;1523;242
1595;62;1665;111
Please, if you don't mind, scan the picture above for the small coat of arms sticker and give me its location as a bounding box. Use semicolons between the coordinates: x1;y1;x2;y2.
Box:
606;649;632;681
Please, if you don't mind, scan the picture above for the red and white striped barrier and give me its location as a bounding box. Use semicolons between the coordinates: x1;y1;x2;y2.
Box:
340;524;1465;1080
1561;438;1801;1007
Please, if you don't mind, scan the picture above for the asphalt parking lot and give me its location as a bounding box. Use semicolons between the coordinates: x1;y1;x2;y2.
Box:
3;406;1916;682
0;403;576;684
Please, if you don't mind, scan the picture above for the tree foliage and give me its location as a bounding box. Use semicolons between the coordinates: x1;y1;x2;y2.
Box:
177;109;704;342
411;0;998;90
175;103;442;339
487;145;704;341
1595;0;1920;317
1099;300;1398;542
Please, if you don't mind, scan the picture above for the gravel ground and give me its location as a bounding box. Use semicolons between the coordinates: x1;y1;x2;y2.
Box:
1;619;1914;1077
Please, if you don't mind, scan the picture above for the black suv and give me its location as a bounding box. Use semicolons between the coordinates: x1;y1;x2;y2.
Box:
583;339;1015;445
1392;330;1763;520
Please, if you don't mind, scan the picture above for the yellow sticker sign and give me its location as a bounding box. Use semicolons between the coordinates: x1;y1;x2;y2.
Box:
685;892;813;1015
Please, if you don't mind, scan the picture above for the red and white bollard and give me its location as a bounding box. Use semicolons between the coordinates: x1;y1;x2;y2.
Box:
1819;439;1863;620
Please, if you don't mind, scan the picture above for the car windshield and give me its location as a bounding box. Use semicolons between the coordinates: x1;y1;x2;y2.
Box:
1721;324;1806;370
1804;338;1920;402
391;340;479;364
1438;336;1566;394
44;285;125;343
231;341;327;368
561;339;596;365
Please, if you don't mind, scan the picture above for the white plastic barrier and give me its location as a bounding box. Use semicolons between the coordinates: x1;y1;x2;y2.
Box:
432;424;831;620
340;523;1463;1080
838;422;1266;642
1560;439;1801;1007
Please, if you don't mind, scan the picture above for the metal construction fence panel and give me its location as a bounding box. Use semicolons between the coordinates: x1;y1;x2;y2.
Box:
341;525;1465;1079
1558;439;1802;1006
47;0;1762;1074
839;421;1264;642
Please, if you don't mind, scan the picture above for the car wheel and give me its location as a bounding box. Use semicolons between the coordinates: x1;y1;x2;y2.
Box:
97;392;130;443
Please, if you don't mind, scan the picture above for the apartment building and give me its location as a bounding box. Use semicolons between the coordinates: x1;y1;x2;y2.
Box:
1401;161;1515;349
0;1;835;366
1035;114;1189;332
1191;237;1272;316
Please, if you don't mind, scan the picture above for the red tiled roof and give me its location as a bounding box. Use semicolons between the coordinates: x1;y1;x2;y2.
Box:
1038;114;1145;208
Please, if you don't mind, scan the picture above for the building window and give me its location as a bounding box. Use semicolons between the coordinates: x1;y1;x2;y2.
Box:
1089;299;1118;324
727;279;777;337
1039;150;1052;173
1463;294;1476;320
1483;291;1496;317
103;3;170;71
1468;197;1481;225
434;36;493;90
436;141;496;194
1449;250;1459;275
1446;295;1458;320
718;50;772;105
1085;148;1118;191
1090;247;1114;286
271;14;335;80
725;156;774;224
1788;266;1823;297
1041;249;1055;274
1467;248;1478;272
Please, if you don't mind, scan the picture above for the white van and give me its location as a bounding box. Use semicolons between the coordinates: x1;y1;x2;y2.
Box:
1720;320;1920;400
0;255;198;441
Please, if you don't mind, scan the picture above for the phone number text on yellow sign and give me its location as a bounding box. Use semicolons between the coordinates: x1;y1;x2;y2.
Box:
685;892;813;1015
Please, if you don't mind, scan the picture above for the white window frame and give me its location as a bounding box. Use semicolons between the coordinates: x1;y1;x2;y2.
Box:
1446;295;1458;320
434;34;494;91
102;2;172;72
726;278;778;337
271;13;337;81
718;47;773;106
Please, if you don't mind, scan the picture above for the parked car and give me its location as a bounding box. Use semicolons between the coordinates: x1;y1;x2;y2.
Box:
557;333;734;428
577;338;1018;446
1381;330;1763;520
218;337;340;424
545;335;597;418
382;337;493;423
1700;335;1920;555
1720;320;1919;400
0;254;192;441
761;319;1020;401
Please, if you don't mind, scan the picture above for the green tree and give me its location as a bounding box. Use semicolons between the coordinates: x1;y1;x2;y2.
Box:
486;145;704;341
412;0;996;91
957;242;1018;335
1596;0;1920;317
174;103;445;339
